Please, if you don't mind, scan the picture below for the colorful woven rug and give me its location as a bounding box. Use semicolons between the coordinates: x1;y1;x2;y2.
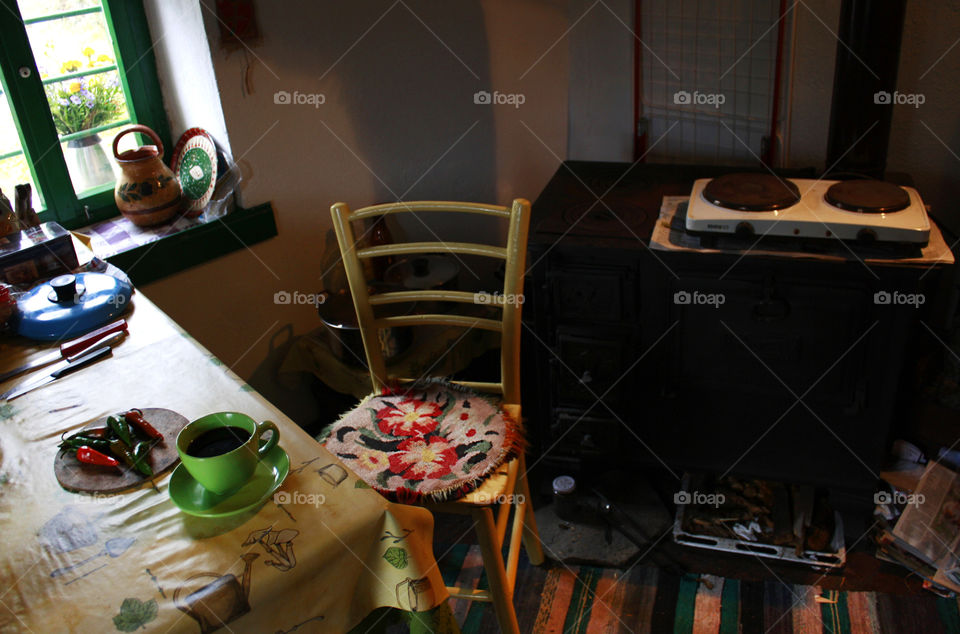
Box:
432;545;960;633
321;382;523;502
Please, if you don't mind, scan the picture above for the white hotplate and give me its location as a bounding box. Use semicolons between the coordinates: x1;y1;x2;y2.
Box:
685;178;931;244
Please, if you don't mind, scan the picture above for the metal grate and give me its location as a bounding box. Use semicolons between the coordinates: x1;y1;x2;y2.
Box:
639;0;780;164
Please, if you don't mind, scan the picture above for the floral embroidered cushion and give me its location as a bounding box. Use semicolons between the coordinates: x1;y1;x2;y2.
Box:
321;382;524;502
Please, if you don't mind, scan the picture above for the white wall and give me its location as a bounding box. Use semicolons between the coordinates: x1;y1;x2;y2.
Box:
139;0;960;387
567;0;634;162
141;0;230;152
780;0;840;169
781;0;960;236
887;1;960;235
141;1;569;381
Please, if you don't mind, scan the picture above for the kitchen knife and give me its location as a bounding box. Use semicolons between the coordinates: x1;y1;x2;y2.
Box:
1;345;113;402
0;318;127;384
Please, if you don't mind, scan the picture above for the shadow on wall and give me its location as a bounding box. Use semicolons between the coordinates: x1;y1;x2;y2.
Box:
260;1;498;244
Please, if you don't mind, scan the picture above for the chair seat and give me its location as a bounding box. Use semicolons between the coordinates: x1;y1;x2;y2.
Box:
321;381;524;503
444;459;512;506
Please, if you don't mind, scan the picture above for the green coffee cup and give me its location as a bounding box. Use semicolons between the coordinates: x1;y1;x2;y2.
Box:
176;412;280;495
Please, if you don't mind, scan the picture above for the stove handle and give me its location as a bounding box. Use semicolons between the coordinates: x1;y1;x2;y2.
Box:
752;298;790;322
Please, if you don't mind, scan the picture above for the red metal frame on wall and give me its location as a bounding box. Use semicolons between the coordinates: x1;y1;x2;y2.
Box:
765;0;788;166
632;0;788;166
633;0;644;161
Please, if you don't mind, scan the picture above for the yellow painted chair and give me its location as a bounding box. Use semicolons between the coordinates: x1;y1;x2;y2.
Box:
327;199;544;633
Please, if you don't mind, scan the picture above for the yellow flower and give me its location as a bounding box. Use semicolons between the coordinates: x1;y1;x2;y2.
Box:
69;82;82;93
82;47;94;57
61;60;81;73
97;54;110;63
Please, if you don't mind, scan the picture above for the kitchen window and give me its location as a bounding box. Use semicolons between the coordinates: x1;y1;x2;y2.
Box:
0;0;169;229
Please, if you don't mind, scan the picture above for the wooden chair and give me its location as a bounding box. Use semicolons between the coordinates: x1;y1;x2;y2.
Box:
329;199;544;633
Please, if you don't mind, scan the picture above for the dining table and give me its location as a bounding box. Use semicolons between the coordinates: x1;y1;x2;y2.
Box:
0;282;448;632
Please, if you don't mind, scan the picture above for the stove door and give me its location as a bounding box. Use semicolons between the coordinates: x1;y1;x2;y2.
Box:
666;275;870;409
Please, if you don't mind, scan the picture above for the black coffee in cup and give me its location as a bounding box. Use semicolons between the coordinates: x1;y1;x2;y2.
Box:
186;426;251;458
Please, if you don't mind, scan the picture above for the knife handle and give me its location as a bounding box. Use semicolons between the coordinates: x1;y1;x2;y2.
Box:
51;346;112;378
60;319;127;358
65;330;125;363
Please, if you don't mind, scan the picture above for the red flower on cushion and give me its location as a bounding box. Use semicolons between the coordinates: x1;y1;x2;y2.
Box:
388;436;458;480
375;398;443;436
357;450;387;472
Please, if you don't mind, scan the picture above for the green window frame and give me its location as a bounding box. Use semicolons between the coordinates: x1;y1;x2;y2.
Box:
0;0;170;230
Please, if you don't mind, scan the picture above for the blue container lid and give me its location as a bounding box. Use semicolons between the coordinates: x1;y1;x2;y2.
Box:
14;272;132;340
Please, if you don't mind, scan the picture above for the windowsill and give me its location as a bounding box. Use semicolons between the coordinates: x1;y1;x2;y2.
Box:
73;202;277;285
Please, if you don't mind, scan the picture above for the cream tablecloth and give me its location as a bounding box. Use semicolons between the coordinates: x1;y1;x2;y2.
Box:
0;293;446;633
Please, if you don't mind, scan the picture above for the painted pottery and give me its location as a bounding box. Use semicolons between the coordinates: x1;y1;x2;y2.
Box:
112;125;182;226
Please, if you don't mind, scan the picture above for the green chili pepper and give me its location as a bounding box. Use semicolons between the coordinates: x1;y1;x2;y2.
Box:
109;439;137;471
107;415;131;446
132;441;153;477
60;436;111;452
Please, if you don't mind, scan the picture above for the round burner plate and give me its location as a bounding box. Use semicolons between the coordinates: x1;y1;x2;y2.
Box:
824;180;910;213
702;173;801;211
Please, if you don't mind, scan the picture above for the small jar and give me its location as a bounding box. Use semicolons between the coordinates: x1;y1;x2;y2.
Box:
0;189;19;238
0;284;15;329
552;475;578;521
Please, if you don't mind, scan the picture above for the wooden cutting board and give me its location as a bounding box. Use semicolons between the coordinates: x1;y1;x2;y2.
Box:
55;408;188;494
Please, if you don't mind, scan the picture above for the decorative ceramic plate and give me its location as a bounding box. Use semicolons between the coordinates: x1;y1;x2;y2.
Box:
170;128;217;213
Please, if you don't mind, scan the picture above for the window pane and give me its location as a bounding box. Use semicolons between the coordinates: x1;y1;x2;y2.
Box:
20;4;135;195
24;10;114;81
47;70;129;194
0;88;42;213
17;0;99;22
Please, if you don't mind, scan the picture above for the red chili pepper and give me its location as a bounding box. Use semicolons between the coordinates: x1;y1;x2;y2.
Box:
76;446;120;468
124;409;164;443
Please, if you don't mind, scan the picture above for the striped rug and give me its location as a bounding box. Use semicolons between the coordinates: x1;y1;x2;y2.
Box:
438;544;960;633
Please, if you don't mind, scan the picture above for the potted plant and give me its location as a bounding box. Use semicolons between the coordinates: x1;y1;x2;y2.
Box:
44;49;124;192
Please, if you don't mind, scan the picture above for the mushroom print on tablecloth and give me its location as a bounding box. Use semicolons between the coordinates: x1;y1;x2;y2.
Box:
243;527;299;572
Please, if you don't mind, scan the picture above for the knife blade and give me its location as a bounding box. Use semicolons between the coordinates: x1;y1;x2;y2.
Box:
0;319;127;384
2;345;113;401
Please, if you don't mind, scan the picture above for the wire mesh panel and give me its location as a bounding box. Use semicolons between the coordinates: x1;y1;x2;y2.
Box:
640;0;780;164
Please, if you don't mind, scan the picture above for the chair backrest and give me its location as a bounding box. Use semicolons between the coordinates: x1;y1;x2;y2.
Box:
330;199;531;404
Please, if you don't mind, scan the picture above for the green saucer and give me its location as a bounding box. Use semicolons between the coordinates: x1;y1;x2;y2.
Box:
169;445;289;517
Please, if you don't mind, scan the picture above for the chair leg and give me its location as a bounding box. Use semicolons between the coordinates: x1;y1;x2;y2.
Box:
472;506;520;634
518;456;544;566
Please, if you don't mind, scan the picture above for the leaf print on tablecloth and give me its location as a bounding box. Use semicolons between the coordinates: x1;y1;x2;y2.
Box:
384;546;409;569
112;597;158;631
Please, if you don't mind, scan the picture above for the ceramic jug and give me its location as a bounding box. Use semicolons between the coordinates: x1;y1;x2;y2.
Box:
112;125;182;227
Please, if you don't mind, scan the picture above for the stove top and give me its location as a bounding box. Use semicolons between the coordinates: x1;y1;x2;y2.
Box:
685;176;931;245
